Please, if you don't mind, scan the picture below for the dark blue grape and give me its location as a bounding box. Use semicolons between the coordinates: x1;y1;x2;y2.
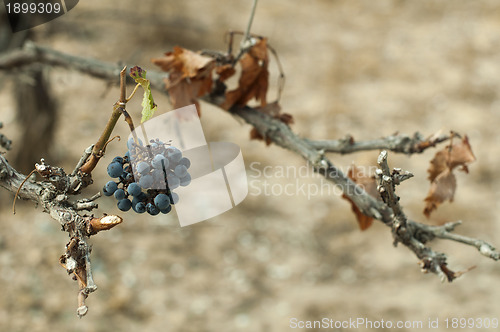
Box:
117;199;132;211
174;164;188;178
107;162;123;178
169;192;179;205
179;157;191;169
131;192;147;207
131;196;141;209
102;186;114;196
113;156;124;164
146;203;160;216
152;154;168;169
135;202;146;213
139;174;154;188
114;188;126;200
136;161;150;175
160;205;172;214
154;193;171;210
166;147;182;163
180;173;191;186
124;151;130;162
127;182;142;196
105;181;118;194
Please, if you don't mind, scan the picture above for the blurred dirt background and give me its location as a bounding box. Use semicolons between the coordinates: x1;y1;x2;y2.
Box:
1;0;500;331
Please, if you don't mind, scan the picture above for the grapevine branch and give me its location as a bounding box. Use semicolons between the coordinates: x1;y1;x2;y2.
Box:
0;42;498;286
0;54;128;317
0;149;122;317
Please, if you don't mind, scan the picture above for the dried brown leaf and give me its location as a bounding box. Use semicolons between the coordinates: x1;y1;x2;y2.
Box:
222;38;269;110
215;64;236;82
424;169;457;218
152;47;215;113
448;135;476;169
428;135;476;182
424;135;475;217
342;165;381;230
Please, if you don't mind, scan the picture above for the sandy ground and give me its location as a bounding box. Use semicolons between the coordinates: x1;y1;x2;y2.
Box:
1;1;500;331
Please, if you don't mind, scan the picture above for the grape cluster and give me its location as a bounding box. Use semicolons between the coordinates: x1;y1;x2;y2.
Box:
103;138;191;215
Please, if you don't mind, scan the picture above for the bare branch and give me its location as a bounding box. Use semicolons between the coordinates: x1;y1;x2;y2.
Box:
0;41;125;82
408;220;500;261
305;132;450;155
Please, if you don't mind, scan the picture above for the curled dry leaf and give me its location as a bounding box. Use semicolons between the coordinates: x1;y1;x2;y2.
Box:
215;64;236;82
342;164;381;230
424;135;475;217
222;38;270;110
152;47;215;115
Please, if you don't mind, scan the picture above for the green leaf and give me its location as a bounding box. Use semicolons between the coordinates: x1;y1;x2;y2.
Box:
130;66;157;123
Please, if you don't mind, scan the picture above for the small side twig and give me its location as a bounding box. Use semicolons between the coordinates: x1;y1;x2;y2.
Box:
12;168;36;214
71;145;94;176
408;220;500;261
79;66;128;174
242;0;258;45
73;201;99;212
72;192;101;211
376;150;406;220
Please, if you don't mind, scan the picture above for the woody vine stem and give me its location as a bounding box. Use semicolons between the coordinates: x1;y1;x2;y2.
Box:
0;62;139;318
